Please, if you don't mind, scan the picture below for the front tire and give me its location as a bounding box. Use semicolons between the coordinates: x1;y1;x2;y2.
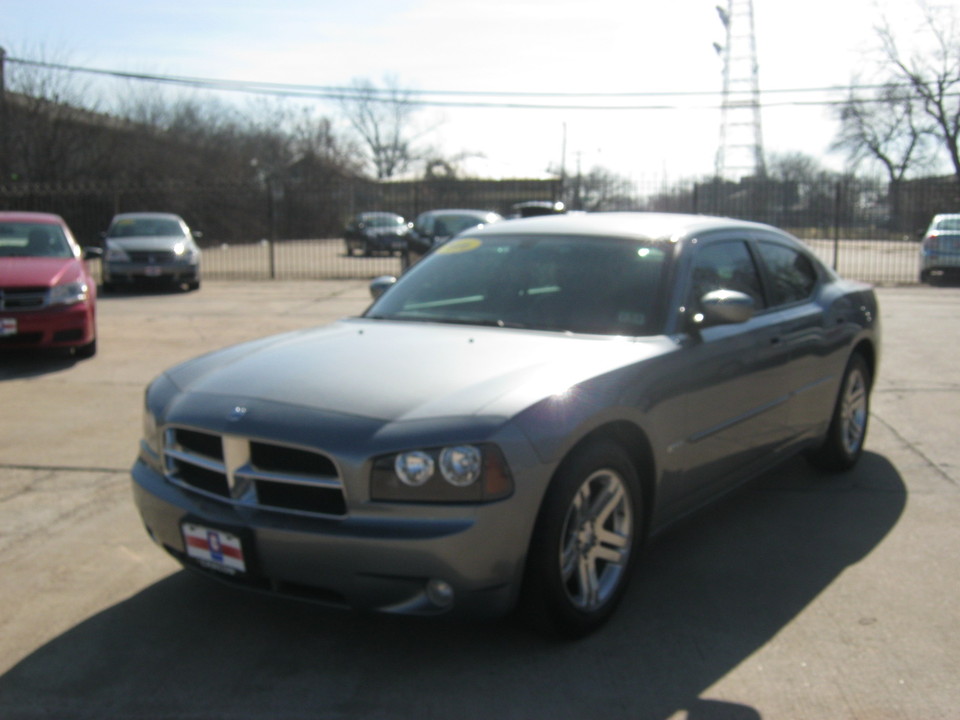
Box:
73;337;97;359
521;441;642;639
808;353;871;471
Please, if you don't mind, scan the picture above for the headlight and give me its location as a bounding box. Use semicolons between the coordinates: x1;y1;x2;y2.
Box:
142;401;161;457
439;446;482;486
372;444;513;503
174;242;199;263
48;281;88;306
395;451;435;486
140;375;177;468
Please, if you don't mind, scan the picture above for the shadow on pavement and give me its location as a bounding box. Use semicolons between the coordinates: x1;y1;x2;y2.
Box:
0;350;84;379
0;453;904;720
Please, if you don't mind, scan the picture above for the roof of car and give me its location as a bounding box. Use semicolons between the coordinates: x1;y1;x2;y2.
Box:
473;211;786;242
420;208;500;216
111;212;185;221
0;211;67;225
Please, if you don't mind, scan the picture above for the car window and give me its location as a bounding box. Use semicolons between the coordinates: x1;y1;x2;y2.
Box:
439;215;482;236
935;217;960;232
754;242;818;307
0;223;73;258
368;234;671;336
414;215;433;236
689;240;766;310
109;218;185;238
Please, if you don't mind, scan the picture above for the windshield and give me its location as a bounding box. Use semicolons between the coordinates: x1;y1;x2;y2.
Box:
366;234;671;336
361;214;405;228
431;213;498;237
0;222;74;258
108;217;186;238
935;217;960;232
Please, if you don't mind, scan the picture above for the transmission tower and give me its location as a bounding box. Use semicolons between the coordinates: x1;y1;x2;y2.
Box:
714;0;766;179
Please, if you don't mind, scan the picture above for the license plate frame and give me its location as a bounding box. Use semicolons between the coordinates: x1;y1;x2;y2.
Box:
181;522;248;576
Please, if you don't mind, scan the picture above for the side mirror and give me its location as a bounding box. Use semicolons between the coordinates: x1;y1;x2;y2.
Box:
83;246;104;260
694;289;755;327
369;275;398;299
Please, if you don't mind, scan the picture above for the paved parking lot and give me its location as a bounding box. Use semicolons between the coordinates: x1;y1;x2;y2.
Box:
0;281;958;719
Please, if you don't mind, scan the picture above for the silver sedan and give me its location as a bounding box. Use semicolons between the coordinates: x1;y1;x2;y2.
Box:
132;212;879;638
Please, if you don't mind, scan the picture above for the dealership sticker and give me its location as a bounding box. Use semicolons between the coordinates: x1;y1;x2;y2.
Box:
0;318;16;337
437;238;482;255
182;523;246;574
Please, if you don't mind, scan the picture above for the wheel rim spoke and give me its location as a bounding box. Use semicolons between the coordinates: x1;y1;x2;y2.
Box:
841;370;868;453
559;469;634;611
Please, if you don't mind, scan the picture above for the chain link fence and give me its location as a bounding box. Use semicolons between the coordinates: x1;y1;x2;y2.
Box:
0;175;942;285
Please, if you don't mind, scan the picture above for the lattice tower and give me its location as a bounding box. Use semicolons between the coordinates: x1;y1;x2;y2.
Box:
715;0;766;179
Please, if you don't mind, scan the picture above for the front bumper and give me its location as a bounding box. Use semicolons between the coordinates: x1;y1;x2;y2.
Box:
365;235;408;252
104;261;199;284
131;456;531;618
0;302;95;350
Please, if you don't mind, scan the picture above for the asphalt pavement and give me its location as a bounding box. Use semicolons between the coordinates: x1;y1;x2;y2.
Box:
0;280;957;720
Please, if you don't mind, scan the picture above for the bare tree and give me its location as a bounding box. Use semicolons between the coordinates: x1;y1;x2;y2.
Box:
876;2;960;195
339;77;423;180
572;166;638;211
3;49;113;182
832;81;934;182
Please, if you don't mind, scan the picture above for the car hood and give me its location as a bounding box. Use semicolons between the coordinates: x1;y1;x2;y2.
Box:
0;257;84;287
107;236;191;251
163;318;673;424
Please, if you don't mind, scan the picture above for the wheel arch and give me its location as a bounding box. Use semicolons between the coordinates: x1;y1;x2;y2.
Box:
851;338;878;389
550;420;658;540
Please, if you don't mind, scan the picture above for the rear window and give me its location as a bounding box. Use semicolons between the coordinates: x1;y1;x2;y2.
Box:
935;217;960;232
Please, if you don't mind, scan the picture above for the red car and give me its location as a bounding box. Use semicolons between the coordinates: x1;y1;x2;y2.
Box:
0;212;100;358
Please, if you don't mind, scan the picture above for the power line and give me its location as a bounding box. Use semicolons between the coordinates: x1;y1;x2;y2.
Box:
6;55;955;112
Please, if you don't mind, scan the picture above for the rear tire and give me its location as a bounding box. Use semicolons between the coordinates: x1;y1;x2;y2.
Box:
521;441;642;639
807;354;871;471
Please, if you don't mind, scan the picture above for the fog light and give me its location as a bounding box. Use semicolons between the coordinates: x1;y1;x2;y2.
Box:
426;579;454;608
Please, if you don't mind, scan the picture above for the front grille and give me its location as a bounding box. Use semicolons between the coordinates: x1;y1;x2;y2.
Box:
0;332;42;345
53;328;85;342
0;287;48;310
163;427;346;517
128;251;176;263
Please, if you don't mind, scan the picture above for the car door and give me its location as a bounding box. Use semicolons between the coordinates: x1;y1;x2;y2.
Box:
659;235;797;515
752;238;835;440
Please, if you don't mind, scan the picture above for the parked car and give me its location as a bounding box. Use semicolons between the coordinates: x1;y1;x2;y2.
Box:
0;211;100;358
132;212;879;638
405;208;502;267
919;213;960;284
102;212;201;292
343;212;410;256
510;200;566;218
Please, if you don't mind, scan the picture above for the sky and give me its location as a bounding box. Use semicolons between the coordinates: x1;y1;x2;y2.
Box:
1;0;951;181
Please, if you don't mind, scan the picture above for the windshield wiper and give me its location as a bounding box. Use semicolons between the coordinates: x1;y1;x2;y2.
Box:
363;315;532;329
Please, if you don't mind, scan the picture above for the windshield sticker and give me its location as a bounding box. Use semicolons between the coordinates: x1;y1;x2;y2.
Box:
437;238;482;255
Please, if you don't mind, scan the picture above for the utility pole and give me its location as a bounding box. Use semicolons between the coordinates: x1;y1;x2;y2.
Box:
714;0;766;180
0;47;7;184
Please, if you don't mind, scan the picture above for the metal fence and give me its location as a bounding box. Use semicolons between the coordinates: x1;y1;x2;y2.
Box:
1;176;936;285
